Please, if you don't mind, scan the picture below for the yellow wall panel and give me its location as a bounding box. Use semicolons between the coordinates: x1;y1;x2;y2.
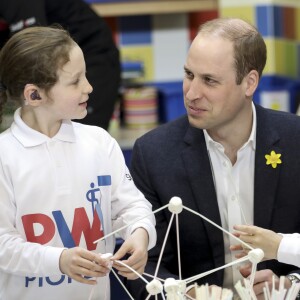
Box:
120;46;154;82
220;6;255;24
263;38;276;75
274;39;286;76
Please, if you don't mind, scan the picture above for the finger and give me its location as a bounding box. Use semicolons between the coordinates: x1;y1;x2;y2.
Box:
257;294;267;300
234;225;257;235
68;253;111;276
69;251;107;274
113;257;146;279
234;251;249;259
252;269;275;286
72;264;110;278
93;254;113;268
113;262;142;279
113;258;143;273
230;244;244;251
239;263;252;277
115;261;144;274
252;281;270;296
72;274;98;285
120;254;146;272
78;256;111;275
117;266;142;279
230;243;251;255
239;235;255;244
119;271;140;280
123;253;143;266
67;266;107;284
112;245;131;261
232;232;241;237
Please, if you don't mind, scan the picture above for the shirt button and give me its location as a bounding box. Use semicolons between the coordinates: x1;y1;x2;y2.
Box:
223;161;227;167
231;195;236;201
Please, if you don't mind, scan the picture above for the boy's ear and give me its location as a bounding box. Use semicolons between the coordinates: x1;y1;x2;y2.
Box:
24;84;43;106
245;70;259;97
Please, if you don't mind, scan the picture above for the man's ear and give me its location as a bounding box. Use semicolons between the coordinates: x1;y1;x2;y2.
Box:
24;84;43;106
245;70;259;97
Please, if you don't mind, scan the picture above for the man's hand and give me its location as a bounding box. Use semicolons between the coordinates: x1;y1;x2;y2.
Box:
239;263;291;300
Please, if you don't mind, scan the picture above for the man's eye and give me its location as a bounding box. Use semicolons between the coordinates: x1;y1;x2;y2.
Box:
204;77;216;84
184;70;194;79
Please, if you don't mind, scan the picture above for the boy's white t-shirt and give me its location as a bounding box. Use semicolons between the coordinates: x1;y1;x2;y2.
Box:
0;108;156;300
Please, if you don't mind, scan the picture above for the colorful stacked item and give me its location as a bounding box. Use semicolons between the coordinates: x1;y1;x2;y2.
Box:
123;86;158;128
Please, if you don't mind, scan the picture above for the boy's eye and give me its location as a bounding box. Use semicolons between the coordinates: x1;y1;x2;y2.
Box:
73;79;79;85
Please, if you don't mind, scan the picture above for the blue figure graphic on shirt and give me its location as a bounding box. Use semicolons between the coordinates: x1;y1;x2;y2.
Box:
86;182;99;214
86;182;104;233
86;176;111;234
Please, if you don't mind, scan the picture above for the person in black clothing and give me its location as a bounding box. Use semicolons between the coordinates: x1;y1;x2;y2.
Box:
0;0;120;130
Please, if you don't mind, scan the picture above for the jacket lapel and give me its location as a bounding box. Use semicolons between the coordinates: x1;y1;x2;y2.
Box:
181;126;224;280
254;105;281;229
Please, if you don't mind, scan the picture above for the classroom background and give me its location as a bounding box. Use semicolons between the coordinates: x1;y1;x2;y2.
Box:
2;0;300;148
1;1;300;299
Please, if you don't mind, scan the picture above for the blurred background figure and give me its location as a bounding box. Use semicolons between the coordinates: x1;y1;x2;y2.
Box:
0;0;121;130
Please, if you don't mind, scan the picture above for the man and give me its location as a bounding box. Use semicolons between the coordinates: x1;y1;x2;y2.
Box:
127;18;300;299
0;0;120;130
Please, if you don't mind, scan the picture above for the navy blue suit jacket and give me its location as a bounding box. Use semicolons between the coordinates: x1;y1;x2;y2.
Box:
127;104;300;299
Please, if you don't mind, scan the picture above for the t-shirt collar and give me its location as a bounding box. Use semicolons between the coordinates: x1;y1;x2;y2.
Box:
11;107;76;147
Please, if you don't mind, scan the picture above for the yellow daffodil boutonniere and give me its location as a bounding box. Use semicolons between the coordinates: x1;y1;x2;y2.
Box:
265;150;282;169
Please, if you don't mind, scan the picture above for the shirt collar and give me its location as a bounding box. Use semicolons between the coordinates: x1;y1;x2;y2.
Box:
11;107;76;147
204;102;257;151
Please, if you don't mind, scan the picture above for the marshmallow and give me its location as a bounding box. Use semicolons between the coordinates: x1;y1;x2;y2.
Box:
101;253;113;259
146;279;163;295
164;278;186;293
248;248;264;264
100;253;113;268
168;197;183;214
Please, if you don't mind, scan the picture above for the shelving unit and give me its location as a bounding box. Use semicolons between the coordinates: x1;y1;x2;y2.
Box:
109;125;155;149
91;0;218;17
90;0;218;154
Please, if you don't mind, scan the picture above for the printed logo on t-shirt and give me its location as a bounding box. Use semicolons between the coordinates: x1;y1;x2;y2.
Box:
126;173;132;181
21;175;111;288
